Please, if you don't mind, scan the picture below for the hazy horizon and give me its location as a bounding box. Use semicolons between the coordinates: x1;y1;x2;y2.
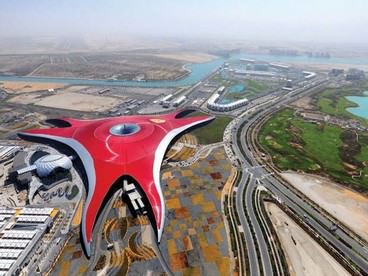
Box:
0;0;367;45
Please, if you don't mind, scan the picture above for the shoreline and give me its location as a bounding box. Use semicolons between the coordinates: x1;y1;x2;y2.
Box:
346;91;368;119
0;57;225;88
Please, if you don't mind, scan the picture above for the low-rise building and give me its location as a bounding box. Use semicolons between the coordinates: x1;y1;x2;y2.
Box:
207;86;248;112
346;68;365;81
0;207;58;275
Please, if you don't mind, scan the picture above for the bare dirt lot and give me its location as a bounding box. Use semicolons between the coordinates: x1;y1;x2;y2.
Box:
0;52;189;81
296;63;368;73
8;93;43;105
154;52;216;63
8;91;122;112
265;202;350;276
290;96;314;110
0;106;47;138
281;172;368;241
61;86;89;93
113;87;174;97
0;81;66;93
35;92;122;112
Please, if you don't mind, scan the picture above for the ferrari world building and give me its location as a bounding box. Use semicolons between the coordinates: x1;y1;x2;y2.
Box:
18;109;214;257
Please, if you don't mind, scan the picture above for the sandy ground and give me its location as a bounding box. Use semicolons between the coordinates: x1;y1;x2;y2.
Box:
7;93;43;105
281;172;368;241
295;63;368;73
34;92;122;112
290;96;314;110
9;91;122;112
116;87;174;96
154;52;216;63
61;86;89;93
8;92;121;112
0;81;66;93
265;202;350;276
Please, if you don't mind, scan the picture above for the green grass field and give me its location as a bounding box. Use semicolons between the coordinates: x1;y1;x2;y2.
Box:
246;79;268;94
258;109;320;171
192;115;232;144
292;120;344;172
318;95;359;119
222;79;269;102
356;133;368;184
212;73;237;87
316;85;368;125
212;73;269;102
258;108;368;192
182;110;232;144
223;91;245;102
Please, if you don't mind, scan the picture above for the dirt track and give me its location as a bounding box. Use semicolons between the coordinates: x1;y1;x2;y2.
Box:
35;92;122;112
266;202;350;276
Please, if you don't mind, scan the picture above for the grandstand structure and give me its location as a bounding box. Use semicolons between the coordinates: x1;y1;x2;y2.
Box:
207;86;249;112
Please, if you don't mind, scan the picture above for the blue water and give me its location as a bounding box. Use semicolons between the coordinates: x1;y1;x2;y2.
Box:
0;58;226;88
0;53;367;88
346;91;368;119
228;84;245;93
219;83;246;104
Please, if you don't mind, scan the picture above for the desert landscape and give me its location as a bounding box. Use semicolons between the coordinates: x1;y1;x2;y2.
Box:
266;202;350;276
0;81;66;93
281;172;368;241
0;51;194;81
154;52;216;63
35;92;123;112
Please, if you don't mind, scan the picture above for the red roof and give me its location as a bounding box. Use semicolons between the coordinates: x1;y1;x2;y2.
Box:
18;109;214;257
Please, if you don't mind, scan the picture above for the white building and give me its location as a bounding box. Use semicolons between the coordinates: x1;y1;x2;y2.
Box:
173;96;187;107
207;86;248;112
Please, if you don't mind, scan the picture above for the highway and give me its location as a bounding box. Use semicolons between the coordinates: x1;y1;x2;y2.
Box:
228;78;368;275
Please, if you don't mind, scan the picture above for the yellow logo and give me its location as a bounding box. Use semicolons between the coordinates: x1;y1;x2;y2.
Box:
150;118;166;124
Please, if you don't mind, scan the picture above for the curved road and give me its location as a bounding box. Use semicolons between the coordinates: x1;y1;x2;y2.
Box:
229;78;368;275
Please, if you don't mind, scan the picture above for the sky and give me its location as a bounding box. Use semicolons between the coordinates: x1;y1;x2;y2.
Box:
0;0;367;44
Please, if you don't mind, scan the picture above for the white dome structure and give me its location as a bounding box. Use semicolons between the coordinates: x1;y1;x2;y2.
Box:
34;154;72;177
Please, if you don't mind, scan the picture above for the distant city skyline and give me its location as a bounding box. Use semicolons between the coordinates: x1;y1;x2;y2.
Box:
0;0;367;44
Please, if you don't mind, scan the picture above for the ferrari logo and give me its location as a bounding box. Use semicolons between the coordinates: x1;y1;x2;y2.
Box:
150;118;166;124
